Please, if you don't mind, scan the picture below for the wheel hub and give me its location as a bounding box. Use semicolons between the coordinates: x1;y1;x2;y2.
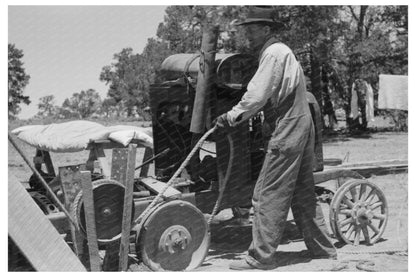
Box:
159;225;192;254
101;207;113;217
352;202;374;225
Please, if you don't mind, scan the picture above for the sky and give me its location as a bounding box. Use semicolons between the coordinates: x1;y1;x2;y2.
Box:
8;5;168;119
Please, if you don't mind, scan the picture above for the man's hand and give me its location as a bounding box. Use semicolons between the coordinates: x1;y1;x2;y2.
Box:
213;113;230;129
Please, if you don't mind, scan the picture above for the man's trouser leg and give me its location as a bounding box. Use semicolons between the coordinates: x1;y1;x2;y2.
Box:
246;149;303;268
291;133;337;257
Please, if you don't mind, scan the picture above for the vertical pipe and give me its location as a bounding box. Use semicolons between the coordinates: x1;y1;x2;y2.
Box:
189;24;219;134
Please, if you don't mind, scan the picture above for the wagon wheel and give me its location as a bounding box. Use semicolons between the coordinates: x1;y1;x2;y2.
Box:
136;200;210;271
329;179;388;245
73;179;134;245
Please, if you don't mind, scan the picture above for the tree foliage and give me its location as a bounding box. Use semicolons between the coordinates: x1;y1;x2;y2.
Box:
329;5;408;130
152;5;407;130
61;89;102;119
156;6;247;54
100;48;148;117
8;44;31;118
39;5;406;129
37;95;56;117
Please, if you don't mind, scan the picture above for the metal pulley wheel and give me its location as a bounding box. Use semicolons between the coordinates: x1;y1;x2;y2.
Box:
136;200;210;271
329;179;388;245
73;179;134;245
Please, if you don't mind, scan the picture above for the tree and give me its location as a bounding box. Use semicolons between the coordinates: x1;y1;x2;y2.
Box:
62;89;102;119
100;97;118;118
37;95;56;117
8;44;31;118
156;6;247;54
100;48;146;117
331;5;408;130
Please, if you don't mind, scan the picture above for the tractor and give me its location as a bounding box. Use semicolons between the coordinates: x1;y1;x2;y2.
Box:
9;52;388;271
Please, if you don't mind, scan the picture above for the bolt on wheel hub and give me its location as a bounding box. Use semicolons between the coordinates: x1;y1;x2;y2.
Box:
101;207;113;217
159;225;192;254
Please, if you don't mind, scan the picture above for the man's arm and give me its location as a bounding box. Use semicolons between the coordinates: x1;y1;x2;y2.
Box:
226;51;284;126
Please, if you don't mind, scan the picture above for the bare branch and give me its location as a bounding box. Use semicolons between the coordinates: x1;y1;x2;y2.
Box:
348;5;359;22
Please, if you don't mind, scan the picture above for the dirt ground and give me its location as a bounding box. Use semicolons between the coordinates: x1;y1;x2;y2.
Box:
8;121;408;272
193;172;408;272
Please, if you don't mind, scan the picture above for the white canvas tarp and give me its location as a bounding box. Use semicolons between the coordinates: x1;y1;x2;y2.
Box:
378;74;408;110
11;120;153;153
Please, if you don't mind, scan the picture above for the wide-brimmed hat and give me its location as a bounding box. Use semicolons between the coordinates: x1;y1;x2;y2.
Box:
235;6;285;28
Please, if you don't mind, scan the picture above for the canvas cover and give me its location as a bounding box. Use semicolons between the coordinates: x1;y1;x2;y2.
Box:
11;120;153;153
378;74;408;110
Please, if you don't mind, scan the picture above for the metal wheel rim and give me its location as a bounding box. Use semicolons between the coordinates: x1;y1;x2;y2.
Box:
329;179;388;245
137;200;210;271
73;179;134;245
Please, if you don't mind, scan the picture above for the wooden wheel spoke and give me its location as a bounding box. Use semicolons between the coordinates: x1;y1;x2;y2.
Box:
331;181;387;246
342;196;354;209
361;225;371;244
339;209;352;215
350;187;359;202
368;222;380;234
345;224;355;240
340;203;349;210
359;184;367;201
354;226;361;246
338;217;354;228
366;189;377;204
373;213;386;220
370;201;383;210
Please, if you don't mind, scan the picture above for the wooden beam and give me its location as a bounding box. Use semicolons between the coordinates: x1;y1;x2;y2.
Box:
80;171;101;271
118;144;136;271
8;174;86;271
140;177;181;198
111;148;129;186
313;169;364;184
328;160;408;178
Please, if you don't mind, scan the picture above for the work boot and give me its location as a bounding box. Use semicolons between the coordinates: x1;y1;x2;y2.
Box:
229;259;258;270
229;259;277;270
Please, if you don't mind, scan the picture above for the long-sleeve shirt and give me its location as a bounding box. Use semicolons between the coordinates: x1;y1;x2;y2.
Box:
226;41;302;126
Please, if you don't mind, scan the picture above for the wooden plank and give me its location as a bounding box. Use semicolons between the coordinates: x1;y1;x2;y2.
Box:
59;166;85;258
111;148;129;185
47;212;69;234
8;174;86;271
118;144;136;271
339;164;408;178
102;242;119;271
337;159;408;168
313;169;364;185
80;171;101;271
140;177;181;198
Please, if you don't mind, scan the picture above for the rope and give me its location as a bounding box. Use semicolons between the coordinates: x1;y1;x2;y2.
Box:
133;126;218;225
207;133;234;226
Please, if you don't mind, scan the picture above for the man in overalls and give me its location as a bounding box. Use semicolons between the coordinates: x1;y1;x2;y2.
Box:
215;7;337;270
